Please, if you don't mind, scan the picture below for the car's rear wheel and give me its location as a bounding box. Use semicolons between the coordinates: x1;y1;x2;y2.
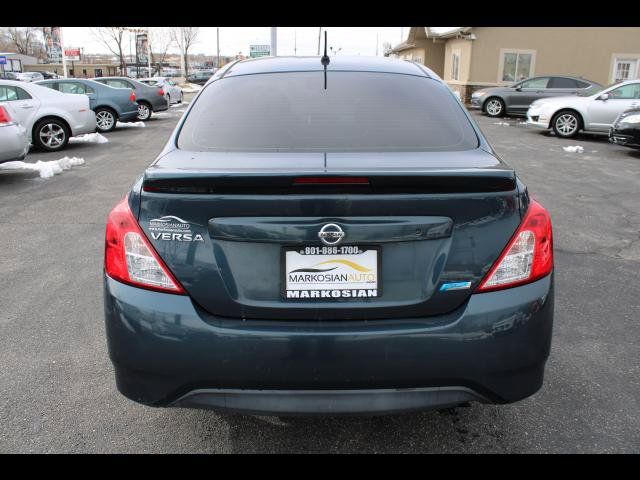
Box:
552;110;581;138
95;108;117;132
137;102;152;121
33;119;69;152
178;91;183;103
484;97;505;117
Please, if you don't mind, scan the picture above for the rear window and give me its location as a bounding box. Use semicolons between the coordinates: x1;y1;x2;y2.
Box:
177;71;478;152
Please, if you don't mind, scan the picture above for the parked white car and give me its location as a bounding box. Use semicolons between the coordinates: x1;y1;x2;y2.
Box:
0;104;30;163
139;77;184;104
0;80;97;152
527;80;640;138
15;72;45;82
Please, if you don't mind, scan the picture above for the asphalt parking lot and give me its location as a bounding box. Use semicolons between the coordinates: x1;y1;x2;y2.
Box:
1;98;639;453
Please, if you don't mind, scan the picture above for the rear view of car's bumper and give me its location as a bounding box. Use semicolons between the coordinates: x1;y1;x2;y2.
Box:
70;110;97;136
119;110;140;122
0;124;29;163
104;273;554;415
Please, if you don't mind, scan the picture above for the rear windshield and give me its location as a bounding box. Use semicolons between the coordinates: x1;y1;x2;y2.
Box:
177;71;478;152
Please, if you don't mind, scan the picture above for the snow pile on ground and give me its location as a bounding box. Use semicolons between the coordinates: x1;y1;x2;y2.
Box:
0;156;84;179
494;122;510;126
170;102;189;108
116;121;146;128
180;83;202;93
563;145;584;153
69;133;108;144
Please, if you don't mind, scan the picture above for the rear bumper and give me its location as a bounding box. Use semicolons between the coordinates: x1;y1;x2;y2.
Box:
104;274;554;414
70;110;97;137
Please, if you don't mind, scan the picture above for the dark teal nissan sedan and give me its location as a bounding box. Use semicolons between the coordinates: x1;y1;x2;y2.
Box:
103;56;554;415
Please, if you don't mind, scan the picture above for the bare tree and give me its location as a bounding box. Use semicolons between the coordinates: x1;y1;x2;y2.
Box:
148;28;174;76
91;27;127;74
0;27;43;57
171;27;199;78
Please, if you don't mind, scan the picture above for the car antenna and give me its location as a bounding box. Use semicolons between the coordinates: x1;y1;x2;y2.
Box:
320;31;330;89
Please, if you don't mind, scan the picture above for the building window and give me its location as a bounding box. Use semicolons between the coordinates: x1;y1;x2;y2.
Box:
500;50;534;82
95;68;103;78
613;58;639;82
451;51;460;81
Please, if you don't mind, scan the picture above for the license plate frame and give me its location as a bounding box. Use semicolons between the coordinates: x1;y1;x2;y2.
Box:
281;245;382;300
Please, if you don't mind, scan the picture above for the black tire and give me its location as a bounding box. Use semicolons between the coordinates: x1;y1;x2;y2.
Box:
551;110;581;138
137;102;152;121
33;118;70;152
484;97;506;117
95;107;117;132
178;91;183;104
166;93;171;104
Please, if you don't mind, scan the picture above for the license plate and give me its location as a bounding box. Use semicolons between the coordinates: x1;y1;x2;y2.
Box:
282;245;380;300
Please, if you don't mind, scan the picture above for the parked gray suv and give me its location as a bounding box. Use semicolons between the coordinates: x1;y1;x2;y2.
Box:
470;76;602;117
94;76;168;121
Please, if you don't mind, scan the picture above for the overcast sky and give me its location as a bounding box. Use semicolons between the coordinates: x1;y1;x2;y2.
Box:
62;27;456;57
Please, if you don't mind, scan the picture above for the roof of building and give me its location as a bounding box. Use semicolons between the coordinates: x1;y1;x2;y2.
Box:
221;55;430;78
389;27;473;54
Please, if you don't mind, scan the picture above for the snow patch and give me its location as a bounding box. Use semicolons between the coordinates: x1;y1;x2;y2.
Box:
494;122;510;126
116;121;146;128
69;133;108;144
0;156;85;179
171;102;189;108
563;146;584;153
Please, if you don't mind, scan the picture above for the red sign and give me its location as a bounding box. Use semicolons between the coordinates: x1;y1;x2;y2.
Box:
64;48;81;61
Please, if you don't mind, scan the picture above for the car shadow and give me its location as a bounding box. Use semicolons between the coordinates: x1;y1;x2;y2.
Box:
171;403;517;453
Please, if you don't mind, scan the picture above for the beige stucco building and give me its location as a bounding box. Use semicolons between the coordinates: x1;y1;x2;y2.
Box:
390;27;640;102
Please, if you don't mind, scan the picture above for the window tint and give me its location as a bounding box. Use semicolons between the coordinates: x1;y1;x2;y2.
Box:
575;80;591;89
59;82;87;94
178;72;479;152
0;86;19;101
549;77;578;88
106;79;131;89
521;77;550;89
15;87;32;100
608;83;640;99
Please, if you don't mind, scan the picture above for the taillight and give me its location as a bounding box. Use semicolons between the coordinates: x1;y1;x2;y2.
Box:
104;196;185;294
476;199;553;292
129;90;136;102
158;88;165;96
0;106;13;126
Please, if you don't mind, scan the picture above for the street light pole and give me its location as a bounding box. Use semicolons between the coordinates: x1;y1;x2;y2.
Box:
216;27;220;69
270;27;277;57
317;27;322;55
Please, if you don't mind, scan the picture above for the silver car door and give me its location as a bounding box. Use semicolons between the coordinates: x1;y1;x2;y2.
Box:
1;85;40;129
587;83;640;130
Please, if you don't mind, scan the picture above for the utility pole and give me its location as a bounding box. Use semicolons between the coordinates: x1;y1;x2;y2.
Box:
270;27;277;56
317;27;322;55
216;27;220;69
60;27;68;78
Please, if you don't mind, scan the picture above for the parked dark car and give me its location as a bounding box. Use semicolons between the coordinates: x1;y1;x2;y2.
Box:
186;70;214;85
470;75;602;117
104;56;554;415
32;70;60;79
609;107;640;149
94;76;168;121
36;78;139;132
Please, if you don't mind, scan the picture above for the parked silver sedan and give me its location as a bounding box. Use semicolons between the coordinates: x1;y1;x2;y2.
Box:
0;104;29;163
138;77;184;104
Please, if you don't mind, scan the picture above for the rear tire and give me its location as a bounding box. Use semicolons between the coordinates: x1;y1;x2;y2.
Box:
552;110;581;138
33;118;69;152
95;107;117;133
178;91;183;104
484;97;505;117
137;102;152;121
